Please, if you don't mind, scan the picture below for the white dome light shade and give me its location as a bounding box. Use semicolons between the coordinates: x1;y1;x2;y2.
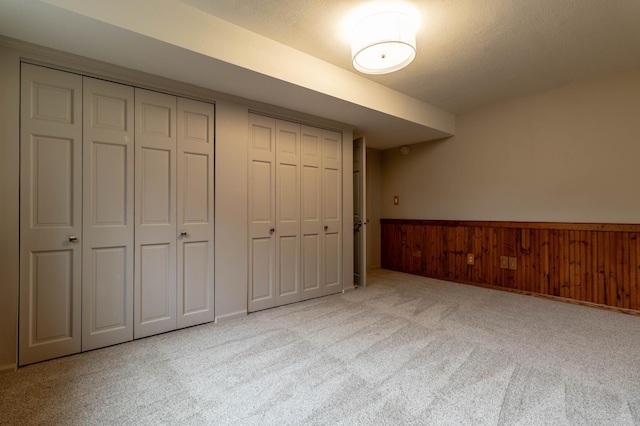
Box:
351;11;416;75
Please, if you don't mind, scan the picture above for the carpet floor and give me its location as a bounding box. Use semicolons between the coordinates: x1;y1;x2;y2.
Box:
2;269;640;425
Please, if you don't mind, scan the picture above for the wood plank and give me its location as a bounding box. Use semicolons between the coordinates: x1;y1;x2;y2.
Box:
550;229;560;297
426;225;434;276
448;226;456;280
589;231;596;304
436;226;443;278
621;233;630;309
535;229;542;293
597;232;605;305
498;228;505;288
492;228;500;287
541;229;550;295
472;227;481;283
557;230;565;298
605;232;613;307
508;228;517;289
635;233;640;310
381;219;640;233
631;233;639;310
483;227;492;286
584;231;592;303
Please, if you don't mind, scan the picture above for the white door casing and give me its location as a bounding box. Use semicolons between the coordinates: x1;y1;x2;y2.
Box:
82;77;135;351
19;64;83;365
353;136;367;287
134;88;177;339
248;114;277;312
176;98;215;328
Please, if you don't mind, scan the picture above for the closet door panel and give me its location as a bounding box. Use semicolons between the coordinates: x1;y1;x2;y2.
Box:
140;243;172;322
300;126;323;300
135;88;177;338
275;120;301;306
248;114;276;312
82;77;134;351
177;98;215;328
19;64;82;365
322;130;342;295
251;237;274;301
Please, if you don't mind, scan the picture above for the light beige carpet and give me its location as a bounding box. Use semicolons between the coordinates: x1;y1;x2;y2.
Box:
2;269;640;425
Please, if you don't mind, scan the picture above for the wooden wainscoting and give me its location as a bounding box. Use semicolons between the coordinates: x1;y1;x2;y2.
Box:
381;219;640;314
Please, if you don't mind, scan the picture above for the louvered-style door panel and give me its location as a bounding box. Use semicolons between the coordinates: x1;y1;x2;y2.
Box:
19;64;83;365
322;129;343;295
300;125;323;300
82;77;135;350
275;120;301;306
176;98;215;328
134;88;177;338
248;114;277;312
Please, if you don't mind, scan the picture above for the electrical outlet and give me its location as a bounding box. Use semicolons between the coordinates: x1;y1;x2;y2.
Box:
500;256;509;269
393;195;399;205
467;253;474;265
509;257;517;270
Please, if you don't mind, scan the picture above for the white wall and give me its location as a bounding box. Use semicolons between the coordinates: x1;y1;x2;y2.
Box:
0;43;354;371
0;46;20;373
382;67;640;223
366;148;382;269
214;100;249;321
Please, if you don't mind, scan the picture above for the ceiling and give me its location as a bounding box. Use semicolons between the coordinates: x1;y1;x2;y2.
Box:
182;0;640;113
0;0;639;149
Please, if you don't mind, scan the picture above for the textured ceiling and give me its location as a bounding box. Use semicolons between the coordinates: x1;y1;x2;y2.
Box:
181;0;640;113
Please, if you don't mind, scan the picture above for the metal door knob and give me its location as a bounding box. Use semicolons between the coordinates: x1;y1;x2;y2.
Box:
269;228;275;234
68;236;79;243
324;226;328;231
180;231;188;237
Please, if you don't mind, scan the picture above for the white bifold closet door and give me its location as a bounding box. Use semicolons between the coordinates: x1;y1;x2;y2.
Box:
134;89;215;338
19;65;215;364
248;116;303;309
300;127;343;299
82;77;135;351
19;64;83;365
248;114;342;313
322;129;343;296
300;125;323;300
134;89;177;339
248;114;277;311
274;120;301;306
176;98;215;329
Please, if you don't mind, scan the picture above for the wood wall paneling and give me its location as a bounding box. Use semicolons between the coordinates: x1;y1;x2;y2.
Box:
381;220;640;314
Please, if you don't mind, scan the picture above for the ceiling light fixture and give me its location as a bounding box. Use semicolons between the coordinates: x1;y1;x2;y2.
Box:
351;9;417;75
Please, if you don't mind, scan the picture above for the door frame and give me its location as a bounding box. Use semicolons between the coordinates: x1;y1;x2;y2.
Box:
353;136;366;288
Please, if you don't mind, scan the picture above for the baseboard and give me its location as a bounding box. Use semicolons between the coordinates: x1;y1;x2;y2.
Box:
215;310;247;323
343;285;356;293
0;363;16;374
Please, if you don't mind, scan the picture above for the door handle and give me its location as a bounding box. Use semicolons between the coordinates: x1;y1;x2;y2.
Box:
270;228;275;234
68;236;79;243
180;231;188;237
324;225;328;232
